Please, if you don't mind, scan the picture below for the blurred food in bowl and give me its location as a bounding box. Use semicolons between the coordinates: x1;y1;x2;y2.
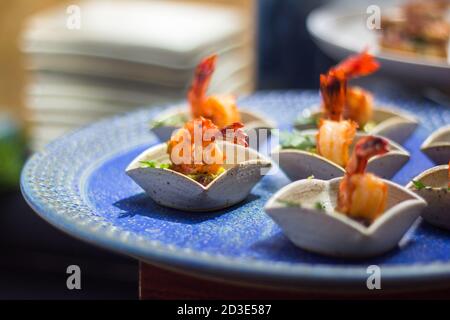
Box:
306;0;450;95
379;0;450;60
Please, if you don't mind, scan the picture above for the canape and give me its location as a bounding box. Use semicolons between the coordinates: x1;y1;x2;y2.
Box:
294;50;418;144
272;130;409;181
265;137;426;258
128;118;271;211
150;54;274;143
420;125;450;165
407;163;450;230
151;104;275;143
294;106;418;145
378;1;449;61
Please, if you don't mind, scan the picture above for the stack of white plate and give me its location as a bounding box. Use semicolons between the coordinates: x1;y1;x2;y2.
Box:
22;0;253;150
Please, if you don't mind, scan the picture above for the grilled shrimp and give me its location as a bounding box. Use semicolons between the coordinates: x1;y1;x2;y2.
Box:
337;136;389;222
345;86;374;127
334;50;379;79
322;50;379;127
188;54;241;128
317;119;358;167
167;117;247;176
317;69;358;167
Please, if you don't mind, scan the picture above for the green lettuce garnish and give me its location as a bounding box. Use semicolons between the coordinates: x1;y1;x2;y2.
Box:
140;161;171;169
294;115;317;127
150;114;188;129
412;180;427;190
280;131;316;152
362;121;377;133
315;201;326;210
277;199;301;207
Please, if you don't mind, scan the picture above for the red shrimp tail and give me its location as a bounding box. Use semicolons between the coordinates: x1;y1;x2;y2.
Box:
221;122;248;147
189;55;218;117
190;54;217;96
346;136;389;175
195;54;217;85
336;50;379;79
320;71;347;121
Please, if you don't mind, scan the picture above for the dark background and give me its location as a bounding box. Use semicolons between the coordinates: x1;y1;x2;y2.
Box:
258;0;332;90
0;0;359;299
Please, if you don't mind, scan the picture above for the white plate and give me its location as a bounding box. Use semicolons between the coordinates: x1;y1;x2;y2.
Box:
23;0;247;68
26;44;251;88
306;0;450;91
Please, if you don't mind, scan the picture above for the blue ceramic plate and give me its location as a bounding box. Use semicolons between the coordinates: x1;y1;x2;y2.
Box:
21;91;450;291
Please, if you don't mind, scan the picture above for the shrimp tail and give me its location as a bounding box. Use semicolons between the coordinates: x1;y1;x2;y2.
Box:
338;136;389;216
335;49;379;79
189;54;218;118
220;122;249;147
320;71;347;121
345;136;389;175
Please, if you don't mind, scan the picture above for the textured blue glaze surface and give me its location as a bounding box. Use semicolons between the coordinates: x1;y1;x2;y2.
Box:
21;91;450;286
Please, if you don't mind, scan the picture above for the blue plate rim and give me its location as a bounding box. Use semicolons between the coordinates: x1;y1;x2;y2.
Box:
20;91;450;289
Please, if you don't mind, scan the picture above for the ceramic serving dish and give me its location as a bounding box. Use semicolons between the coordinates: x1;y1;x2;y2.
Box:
126;141;272;211
420;125;450;165
294;106;418;144
21;90;450;291
265;178;427;258
407;164;450;230
272;131;409;181
150;105;276;143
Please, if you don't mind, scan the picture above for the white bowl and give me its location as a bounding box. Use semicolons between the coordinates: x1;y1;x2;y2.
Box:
295;106;418;145
407;164;450;230
126;141;272;211
265;178;427;258
272;131;409;181
150;105;276;145
421;125;450;165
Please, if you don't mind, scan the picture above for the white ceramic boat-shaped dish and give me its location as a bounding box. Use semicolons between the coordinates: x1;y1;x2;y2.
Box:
272;131;409;181
150;105;276;143
265;178;427;258
294;106;418;145
407;164;450;230
420;125;450;165
126;141;272;212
